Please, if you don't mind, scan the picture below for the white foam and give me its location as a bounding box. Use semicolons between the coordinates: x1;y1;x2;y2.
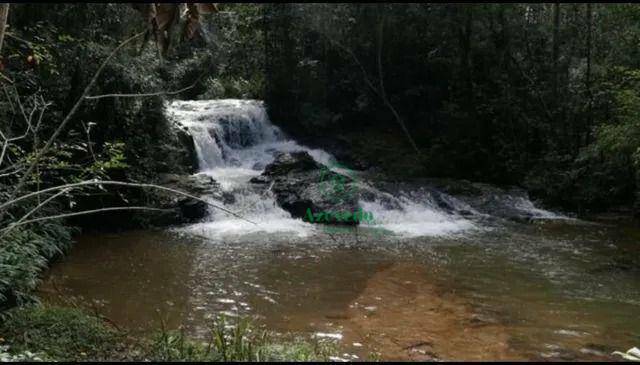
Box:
167;99;330;239
166;99;484;240
512;196;566;219
360;198;475;237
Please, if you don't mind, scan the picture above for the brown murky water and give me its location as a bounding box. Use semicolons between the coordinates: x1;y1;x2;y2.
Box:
39;220;640;361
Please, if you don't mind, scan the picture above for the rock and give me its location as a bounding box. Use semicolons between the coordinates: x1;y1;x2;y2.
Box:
149;173;222;225
179;198;208;220
429;188;456;213
424;178;554;223
365;177;558;223
175;127;199;174
255;151;361;225
249;175;270;184
262;151;320;176
158;173;221;196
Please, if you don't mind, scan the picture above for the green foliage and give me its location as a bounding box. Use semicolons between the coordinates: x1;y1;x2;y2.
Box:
524;66;640;212
203;3;266;99
257;336;336;362
147;314;335;362
0;307;337;362
261;3;640;212
0;223;73;308
594;68;640;167
0;305;118;361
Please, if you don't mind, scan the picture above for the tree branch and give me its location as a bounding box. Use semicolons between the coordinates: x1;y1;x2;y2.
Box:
0;206;172;234
375;16;420;155
0;30;146;223
0;188;70;238
84;78;199;100
315;19;421;155
0;179;257;225
0;4;9;55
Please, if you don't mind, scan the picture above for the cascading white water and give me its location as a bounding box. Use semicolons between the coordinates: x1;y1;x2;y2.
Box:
166;99;561;240
358;193;476;237
167;99;334;238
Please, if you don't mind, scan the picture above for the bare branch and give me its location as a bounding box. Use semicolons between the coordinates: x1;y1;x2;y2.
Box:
0;72;12;84
0;88;51;168
316;21;421;155
85;80;199;100
4;32;31;47
375;17;420;155
0;4;9;55
2;84;14;113
0;179;258;225
0;166;23;178
0;188;70;238
0;30;147;222
0;142;7;167
0;206;172;234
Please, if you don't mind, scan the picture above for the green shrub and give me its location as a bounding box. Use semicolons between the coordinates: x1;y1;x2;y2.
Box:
0;222;73;309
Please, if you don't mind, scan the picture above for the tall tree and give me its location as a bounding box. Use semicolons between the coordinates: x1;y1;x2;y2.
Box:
585;3;593;145
0;4;9;55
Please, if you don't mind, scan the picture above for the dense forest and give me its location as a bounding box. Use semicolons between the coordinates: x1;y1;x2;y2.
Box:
263;4;640;213
0;3;639;362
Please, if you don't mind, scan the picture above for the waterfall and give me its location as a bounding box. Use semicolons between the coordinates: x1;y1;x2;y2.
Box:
166;99;561;240
166;99;332;238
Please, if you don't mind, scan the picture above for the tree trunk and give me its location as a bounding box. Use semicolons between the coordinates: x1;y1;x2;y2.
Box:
0;4;9;55
552;2;560;102
585;3;593;146
459;6;475;131
551;2;561;149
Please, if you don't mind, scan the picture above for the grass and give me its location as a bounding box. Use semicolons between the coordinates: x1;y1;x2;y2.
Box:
0;305;337;362
147;314;336;361
0;305;120;361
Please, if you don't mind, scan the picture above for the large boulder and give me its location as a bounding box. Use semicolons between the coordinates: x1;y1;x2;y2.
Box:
150;173;224;225
253;151;362;225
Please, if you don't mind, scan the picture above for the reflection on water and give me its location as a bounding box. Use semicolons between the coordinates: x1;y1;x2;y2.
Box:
39;220;640;361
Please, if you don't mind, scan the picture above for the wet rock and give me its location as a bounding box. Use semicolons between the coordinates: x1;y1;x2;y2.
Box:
159;173;221;196
429;188;457;213
179;198;207;220
424;178;554;222
175;126;199;174
150;173;222;225
294;135;373;171
366;177;559;223
249;175;270;184
221;191;236;205
262;151;320;176
256;151;361;225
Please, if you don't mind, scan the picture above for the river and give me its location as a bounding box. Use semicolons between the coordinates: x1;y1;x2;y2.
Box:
39;100;640;361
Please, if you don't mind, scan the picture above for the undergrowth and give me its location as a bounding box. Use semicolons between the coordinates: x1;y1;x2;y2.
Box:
0;305;337;362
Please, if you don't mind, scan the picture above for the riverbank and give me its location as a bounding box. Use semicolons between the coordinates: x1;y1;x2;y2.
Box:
0;305;336;362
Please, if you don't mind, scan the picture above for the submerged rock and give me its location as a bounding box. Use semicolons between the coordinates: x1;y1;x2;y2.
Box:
255;151;361;225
